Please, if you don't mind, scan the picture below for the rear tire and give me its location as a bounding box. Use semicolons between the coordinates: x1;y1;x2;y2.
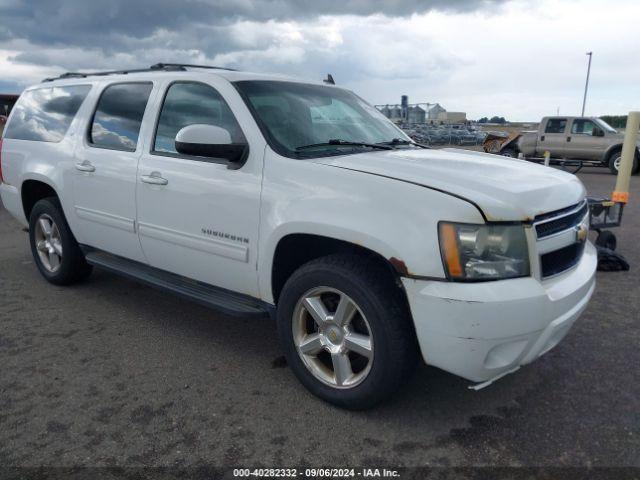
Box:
276;254;418;410
501;148;517;158
29;197;92;285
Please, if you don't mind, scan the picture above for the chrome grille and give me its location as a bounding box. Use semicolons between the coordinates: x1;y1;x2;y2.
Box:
535;201;588;239
534;200;589;279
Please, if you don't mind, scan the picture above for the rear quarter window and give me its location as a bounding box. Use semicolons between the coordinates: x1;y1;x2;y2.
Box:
3;85;91;142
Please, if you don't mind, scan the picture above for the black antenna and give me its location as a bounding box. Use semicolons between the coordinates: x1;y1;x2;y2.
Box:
323;74;335;85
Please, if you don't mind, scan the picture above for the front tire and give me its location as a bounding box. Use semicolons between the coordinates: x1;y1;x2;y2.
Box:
276;254;418;409
29;197;92;285
608;151;640;175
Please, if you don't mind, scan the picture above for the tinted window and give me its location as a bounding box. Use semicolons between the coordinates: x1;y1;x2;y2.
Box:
4;85;91;142
571;119;596;135
90;83;152;151
154;82;245;155
545;118;567;134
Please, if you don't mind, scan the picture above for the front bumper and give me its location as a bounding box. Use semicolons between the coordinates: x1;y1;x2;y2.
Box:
402;241;597;383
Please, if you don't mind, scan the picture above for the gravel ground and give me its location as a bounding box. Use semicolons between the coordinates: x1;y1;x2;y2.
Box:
0;167;638;475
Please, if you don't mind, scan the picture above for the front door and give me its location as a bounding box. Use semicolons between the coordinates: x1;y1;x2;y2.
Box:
72;82;155;262
536;117;568;157
565;118;602;160
136;80;264;297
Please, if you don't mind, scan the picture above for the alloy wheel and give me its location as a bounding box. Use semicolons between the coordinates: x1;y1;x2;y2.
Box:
292;287;374;389
614;155;621;171
34;214;63;273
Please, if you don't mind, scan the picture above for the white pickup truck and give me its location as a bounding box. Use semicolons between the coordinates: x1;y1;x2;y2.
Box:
0;64;596;409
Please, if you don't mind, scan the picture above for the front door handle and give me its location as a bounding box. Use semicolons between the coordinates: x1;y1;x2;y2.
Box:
140;171;168;186
567;136;571;142
75;160;95;172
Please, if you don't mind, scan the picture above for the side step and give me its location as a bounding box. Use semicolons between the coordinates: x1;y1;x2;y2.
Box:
84;250;273;319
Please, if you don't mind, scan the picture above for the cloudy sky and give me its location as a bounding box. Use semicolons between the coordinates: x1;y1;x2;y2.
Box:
1;0;638;121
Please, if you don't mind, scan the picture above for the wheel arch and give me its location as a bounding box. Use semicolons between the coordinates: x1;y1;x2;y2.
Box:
21;177;60;221
603;144;623;163
269;232;408;305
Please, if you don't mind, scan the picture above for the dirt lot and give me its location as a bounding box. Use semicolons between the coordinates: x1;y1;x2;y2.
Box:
0;168;638;476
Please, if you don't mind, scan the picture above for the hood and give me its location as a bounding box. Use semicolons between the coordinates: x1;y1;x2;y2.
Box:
316;148;586;221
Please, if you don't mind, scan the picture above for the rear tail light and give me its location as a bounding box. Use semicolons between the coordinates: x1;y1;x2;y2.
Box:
0;138;4;184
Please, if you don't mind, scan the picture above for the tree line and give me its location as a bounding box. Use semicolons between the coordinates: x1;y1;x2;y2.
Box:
599;115;628;129
477;116;507;124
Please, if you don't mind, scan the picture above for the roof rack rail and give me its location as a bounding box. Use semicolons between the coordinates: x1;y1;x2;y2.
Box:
149;63;236;72
42;63;235;82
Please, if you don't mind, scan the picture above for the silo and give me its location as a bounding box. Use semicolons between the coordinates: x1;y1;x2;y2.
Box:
401;95;409;121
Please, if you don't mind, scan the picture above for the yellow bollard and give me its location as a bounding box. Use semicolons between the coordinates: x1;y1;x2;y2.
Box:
612;111;639;204
544;151;550;166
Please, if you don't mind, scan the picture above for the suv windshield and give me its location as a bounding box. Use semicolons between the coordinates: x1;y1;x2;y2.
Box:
234;80;411;158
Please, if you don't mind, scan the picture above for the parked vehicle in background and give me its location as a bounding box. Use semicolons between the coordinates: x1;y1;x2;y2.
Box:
485;116;640;175
0;93;19;124
400;123;485;146
0;64;597;409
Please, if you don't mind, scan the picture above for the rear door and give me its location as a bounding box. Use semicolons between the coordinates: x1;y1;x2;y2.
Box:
565;118;601;160
72;82;155;262
536;118;568;157
135;79;264;296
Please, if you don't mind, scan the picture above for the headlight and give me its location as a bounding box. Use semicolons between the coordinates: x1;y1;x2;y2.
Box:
438;222;530;281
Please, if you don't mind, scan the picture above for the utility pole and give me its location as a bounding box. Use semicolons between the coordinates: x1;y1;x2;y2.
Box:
581;52;593;116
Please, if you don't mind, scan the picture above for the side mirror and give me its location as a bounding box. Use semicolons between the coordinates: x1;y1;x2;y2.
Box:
175;124;248;166
593;128;604;137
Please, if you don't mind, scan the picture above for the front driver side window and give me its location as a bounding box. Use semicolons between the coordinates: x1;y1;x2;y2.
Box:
153;82;245;155
571;119;596;135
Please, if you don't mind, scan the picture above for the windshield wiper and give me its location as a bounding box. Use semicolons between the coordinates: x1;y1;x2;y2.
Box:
377;138;431;149
295;139;394;151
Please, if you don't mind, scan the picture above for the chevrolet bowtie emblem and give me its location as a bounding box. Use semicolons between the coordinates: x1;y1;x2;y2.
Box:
576;224;588;242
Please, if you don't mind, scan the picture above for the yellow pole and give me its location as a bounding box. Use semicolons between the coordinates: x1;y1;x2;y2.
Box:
613;111;639;203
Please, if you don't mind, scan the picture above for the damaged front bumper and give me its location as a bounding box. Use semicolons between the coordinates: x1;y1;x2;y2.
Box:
401;241;597;384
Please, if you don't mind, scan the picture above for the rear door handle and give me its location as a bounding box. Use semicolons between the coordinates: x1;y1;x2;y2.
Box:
75;160;95;172
567;136;571;142
140;171;168;186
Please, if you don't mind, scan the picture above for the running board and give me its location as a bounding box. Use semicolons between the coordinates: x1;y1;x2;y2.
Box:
84;250;273;319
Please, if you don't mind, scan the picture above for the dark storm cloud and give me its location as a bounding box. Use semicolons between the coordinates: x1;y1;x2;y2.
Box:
0;0;508;91
0;0;506;47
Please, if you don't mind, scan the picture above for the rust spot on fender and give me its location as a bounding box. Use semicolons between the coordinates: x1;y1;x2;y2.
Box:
389;257;410;276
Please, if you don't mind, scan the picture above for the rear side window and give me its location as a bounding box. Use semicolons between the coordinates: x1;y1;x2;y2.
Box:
544;118;567;134
153;82;245;155
89;83;153;151
4;85;91;142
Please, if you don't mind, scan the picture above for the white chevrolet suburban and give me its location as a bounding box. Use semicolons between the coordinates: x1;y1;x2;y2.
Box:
0;64;597;409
